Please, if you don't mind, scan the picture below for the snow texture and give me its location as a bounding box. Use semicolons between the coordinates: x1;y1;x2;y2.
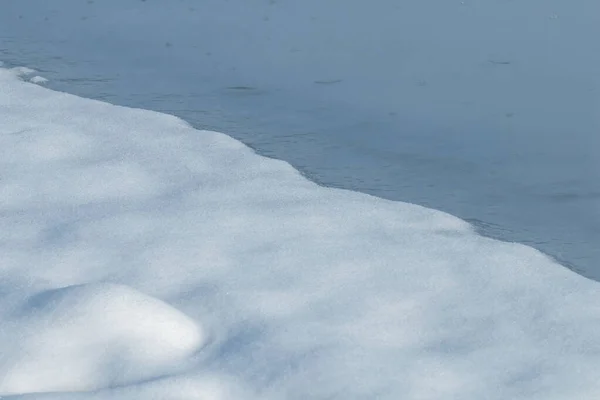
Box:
1;65;600;399
29;76;48;84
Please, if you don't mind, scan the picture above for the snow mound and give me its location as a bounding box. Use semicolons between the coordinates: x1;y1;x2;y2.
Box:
0;283;205;395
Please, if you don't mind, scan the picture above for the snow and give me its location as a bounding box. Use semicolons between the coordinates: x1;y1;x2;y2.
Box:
29;76;48;84
2;64;600;399
0;283;203;394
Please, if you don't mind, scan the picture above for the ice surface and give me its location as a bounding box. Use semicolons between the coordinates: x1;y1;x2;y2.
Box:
2;65;600;399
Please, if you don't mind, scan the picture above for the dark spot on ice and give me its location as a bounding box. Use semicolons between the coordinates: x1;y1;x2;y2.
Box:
548;191;600;203
314;79;343;85
226;86;256;91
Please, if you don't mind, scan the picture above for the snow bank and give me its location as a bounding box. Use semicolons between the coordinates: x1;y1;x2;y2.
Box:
1;65;600;399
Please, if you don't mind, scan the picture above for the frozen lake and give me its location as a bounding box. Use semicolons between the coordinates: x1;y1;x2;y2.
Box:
1;0;599;278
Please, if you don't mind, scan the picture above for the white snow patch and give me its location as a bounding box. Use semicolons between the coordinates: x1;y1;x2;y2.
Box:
10;66;36;78
0;374;243;400
29;76;48;84
0;283;204;395
1;64;600;399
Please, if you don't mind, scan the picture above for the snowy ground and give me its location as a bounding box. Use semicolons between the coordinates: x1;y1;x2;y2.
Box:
2;65;600;399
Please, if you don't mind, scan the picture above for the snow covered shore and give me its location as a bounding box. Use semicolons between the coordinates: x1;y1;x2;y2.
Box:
1;66;600;399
